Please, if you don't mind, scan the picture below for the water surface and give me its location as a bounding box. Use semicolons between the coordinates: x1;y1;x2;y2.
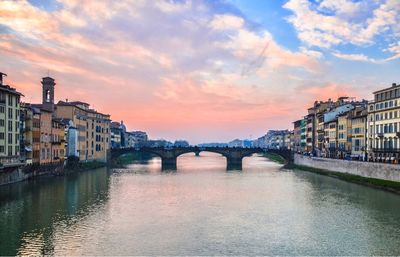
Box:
1;153;400;255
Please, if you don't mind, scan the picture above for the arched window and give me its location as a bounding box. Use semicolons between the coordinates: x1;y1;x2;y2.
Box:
45;89;51;102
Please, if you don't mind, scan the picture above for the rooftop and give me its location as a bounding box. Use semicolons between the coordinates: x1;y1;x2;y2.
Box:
373;83;400;94
0;84;24;97
57;100;110;117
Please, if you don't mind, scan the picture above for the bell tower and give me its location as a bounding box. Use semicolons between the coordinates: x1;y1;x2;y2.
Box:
42;76;55;112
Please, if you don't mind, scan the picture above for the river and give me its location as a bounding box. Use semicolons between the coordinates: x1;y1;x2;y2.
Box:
1;152;400;255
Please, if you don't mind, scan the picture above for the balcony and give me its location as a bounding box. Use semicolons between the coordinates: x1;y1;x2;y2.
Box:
377;133;384;138
372;148;400;153
0;156;24;169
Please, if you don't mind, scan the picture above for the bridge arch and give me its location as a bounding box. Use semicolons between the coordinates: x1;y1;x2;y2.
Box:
111;147;291;171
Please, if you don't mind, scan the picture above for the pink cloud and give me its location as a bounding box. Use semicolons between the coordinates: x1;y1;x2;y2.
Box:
0;0;379;143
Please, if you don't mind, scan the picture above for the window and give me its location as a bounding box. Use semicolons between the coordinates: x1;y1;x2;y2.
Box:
8;133;12;144
0;146;4;153
45;89;50;102
353;139;360;151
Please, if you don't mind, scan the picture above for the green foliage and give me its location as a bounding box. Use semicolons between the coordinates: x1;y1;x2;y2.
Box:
65;156;106;172
112;152;155;168
80;161;106;170
264;153;286;165
65;156;80;170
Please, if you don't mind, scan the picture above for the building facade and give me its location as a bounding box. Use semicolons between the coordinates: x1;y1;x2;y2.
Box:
367;83;400;163
55;101;110;162
51;119;66;162
350;107;367;160
0;72;23;168
20;104;41;164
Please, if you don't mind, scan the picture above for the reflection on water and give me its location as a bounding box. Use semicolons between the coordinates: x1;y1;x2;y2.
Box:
1;152;400;255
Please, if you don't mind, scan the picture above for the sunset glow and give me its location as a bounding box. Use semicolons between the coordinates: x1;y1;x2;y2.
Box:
1;0;399;143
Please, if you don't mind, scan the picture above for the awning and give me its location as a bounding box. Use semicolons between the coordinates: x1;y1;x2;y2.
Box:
25;146;32;152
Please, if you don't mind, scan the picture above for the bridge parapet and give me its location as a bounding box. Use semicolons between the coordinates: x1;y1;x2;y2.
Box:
111;146;291;170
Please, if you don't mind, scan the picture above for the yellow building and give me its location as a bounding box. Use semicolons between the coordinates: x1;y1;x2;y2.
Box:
337;113;352;158
39;109;53;164
0;72;23;168
51;118;65;162
55;101;110;162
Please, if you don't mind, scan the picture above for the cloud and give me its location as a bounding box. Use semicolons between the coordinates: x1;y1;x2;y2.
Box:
385;42;400;61
0;0;360;142
283;0;400;51
210;14;245;30
332;52;380;63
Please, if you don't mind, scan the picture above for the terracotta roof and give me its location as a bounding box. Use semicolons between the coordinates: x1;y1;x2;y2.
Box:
0;84;24;96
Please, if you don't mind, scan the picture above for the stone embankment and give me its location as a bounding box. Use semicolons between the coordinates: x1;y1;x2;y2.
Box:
0;162;64;186
294;154;400;182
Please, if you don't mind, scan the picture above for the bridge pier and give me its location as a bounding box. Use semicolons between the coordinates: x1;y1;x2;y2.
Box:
161;157;177;170
226;157;243;170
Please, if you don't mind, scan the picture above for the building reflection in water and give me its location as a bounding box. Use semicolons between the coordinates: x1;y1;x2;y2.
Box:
0;167;111;256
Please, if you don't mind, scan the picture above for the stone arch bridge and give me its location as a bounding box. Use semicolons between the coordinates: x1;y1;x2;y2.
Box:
111;147;292;170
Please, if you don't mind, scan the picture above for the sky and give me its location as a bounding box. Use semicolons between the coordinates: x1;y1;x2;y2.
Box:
0;0;399;144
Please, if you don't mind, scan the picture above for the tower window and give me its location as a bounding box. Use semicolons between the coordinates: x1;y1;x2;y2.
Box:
46;89;51;102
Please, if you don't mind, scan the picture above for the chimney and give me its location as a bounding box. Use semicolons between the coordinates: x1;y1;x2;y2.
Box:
392;83;397;87
0;72;7;85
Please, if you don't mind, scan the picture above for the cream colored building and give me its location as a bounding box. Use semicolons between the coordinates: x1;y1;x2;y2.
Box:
55;101;110;162
337;113;352;158
324;119;338;158
0;72;23;168
350;107;367;160
367;83;400;163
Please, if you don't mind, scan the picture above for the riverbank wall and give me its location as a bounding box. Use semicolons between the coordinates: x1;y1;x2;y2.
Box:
0;162;64;186
0;159;109;186
294;154;400;182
